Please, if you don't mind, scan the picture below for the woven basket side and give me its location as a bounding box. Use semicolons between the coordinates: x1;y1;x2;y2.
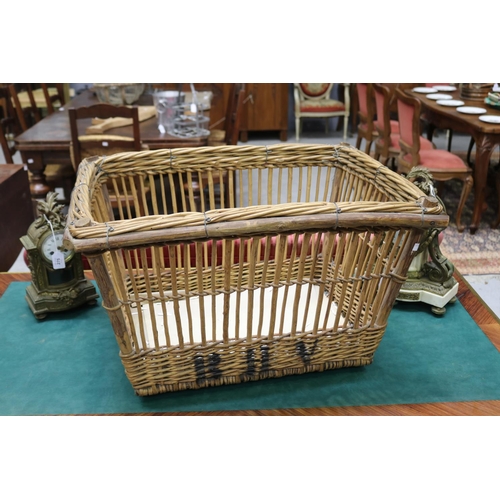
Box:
64;144;445;396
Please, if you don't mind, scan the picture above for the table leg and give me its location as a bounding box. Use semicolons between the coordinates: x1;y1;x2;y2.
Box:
20;152;51;200
470;133;496;234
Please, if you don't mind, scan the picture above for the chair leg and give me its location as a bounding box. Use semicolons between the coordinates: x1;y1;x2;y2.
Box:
446;129;453;152
325;118;329;134
365;140;373;155
343;116;348;141
295;117;300;142
493;164;500;229
455;174;474;233
467;138;475;167
355;134;362;150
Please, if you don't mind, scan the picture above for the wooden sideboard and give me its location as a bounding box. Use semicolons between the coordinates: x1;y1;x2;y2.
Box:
239;83;288;142
0;164;34;271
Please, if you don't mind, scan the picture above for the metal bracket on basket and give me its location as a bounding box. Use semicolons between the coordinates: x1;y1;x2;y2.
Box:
203;212;212;238
332;202;341;228
169;150;177;169
265;146;274;164
416;197;428;228
105;222;115;249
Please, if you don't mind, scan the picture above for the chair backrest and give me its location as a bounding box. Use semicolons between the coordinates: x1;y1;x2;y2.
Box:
41;83;66;115
224;83;246;145
0;85;23;163
68;103;141;169
8;83;42;131
372;83;393;148
356;83;375;132
395;88;422;167
296;83;334;101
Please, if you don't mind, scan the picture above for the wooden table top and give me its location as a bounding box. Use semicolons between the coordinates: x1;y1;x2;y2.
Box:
406;87;500;134
14;90;208;151
1;270;499;416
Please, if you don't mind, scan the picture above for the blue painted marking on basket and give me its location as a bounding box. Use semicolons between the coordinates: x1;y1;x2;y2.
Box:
244;345;271;376
296;339;319;364
194;353;223;384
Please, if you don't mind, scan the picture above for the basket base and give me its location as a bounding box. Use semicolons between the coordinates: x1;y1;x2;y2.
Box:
132;357;374;396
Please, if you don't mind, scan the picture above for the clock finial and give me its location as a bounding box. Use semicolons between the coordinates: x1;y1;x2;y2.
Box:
35;192;66;230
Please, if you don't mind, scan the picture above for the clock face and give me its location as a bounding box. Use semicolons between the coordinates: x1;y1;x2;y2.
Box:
40;232;74;264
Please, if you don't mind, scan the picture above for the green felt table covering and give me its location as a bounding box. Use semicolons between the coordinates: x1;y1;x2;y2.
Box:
1;281;500;415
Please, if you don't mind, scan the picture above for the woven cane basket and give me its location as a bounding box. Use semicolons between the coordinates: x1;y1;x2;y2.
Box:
65;144;448;396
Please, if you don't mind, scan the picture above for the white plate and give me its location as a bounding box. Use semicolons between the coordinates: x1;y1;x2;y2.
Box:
479;115;500;124
412;87;437;94
426;93;453;100
437;99;465;106
457;106;487;114
432;85;457;91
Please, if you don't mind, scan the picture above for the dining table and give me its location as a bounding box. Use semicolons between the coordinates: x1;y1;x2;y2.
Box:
406;85;500;234
14;89;209;204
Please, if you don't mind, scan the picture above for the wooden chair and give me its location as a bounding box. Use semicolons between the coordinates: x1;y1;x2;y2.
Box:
41;83;66;114
293;83;350;141
395;88;473;233
355;83;377;155
373;83;432;169
207;83;246;146
8;83;75;202
191;83;246;210
8;83;42;131
69;104;149;219
9;83;66;125
423;83;460;153
0;85;22;163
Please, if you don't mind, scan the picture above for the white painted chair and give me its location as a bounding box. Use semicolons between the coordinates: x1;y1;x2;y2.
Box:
293;83;350;141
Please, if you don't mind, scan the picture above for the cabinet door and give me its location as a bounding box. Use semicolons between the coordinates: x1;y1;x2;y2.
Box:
241;83;288;140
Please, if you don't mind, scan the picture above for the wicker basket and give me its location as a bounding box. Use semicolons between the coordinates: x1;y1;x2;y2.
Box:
65;144;448;396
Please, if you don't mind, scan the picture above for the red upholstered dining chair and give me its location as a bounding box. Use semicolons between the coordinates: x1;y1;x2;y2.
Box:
423;83;456;152
395;88;473;233
355;83;377;155
372;83;433;169
293;83;350;141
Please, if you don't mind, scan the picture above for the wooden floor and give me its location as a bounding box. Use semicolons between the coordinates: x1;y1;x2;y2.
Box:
1;270;499;416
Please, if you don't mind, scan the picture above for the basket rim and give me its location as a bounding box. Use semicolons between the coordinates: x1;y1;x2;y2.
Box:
65;143;448;252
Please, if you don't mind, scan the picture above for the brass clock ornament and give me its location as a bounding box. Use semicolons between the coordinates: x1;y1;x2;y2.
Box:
20;192;99;319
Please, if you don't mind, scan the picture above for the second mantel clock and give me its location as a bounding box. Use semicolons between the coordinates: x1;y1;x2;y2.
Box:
20;192;99;319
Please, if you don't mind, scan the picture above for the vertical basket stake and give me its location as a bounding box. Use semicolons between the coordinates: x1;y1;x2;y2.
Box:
86;253;133;354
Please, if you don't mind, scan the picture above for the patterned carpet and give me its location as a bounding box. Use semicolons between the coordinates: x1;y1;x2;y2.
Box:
438;152;500;275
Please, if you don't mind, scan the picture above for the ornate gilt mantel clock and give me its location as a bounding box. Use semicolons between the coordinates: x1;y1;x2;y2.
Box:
20;192;99;319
